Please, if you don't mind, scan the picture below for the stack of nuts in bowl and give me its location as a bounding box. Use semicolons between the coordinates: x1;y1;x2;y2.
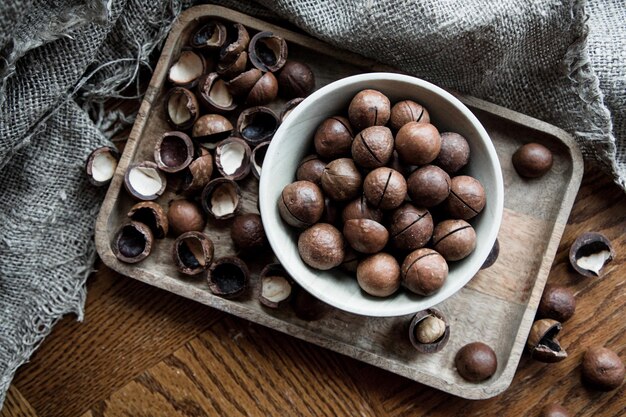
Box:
93;19;317;304
279;89;486;298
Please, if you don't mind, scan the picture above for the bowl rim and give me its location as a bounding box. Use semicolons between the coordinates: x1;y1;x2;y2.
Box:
259;72;504;317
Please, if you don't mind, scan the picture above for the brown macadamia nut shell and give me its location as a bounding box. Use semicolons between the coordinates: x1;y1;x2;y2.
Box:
356;253;401;297
298;223;345;270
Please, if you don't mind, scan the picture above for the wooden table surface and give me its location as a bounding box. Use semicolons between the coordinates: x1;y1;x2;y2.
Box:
2;165;625;417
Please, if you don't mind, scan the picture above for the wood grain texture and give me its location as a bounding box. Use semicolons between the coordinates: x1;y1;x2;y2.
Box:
93;5;583;399
2;169;625;417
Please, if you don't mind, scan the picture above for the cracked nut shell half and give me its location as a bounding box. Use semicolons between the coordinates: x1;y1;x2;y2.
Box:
197;73;237;113
124;161;167;201
112;221;153;263
569;232;614;278
192;114;233;149
237;106;279;145
246;72;279;106
225;68;263;98
168;50;206;88
165;87;199;130
154;131;194;173
248;31;288;72
190;20;227;50
207;256;249;298
85;146;119;186
259;263;293;309
127;201;168;239
409;308;450;353
201;178;242;220
180;147;213;194
251;141;271;179
172;231;214;275
220;22;250;63
216;50;247;80
527;319;567;363
215;137;251;181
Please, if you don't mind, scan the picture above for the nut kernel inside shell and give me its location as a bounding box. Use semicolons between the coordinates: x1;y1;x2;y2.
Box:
91;150;117;183
168;50;204;85
261;276;291;304
211;184;238;217
415;315;446;344
216;139;249;176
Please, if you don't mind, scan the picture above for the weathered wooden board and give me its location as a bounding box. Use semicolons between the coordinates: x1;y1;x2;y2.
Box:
94;5;583;399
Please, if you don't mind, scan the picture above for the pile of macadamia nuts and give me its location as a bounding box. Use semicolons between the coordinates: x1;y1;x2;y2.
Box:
279;89;486;298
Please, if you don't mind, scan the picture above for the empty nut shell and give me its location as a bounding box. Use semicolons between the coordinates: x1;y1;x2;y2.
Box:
231;213;266;251
343;219;389;254
172;231;214;275
444;175;486;220
277;60;315;99
296;154;326;186
409;309;450;353
537;285;576;322
207;256;249;298
581;346;625;391
363;167;407;210
246;71;279;106
165;87;199;130
297;223;345;270
214;137;251;181
85;146;119;186
197;73;237;113
527;319;567;363
407;165;451;207
314;116;354;159
237;106;280;145
342;195;383;223
201;178;242;220
192;114;233;149
248;31;288;72
168;50;206;87
278;180;324;228
352;126;394;169
321;158;362;202
190;21;227;50
432;219;476;261
251;141;270;179
436;132;470;174
395;122;441;166
356;253;400;297
401;248;448;296
569;232;614;278
348;89;391;132
259;263;293;308
127;201;168;239
389;100;430;131
388;203;433;251
124;161;167;201
220;23;250;63
167;199;205;236
180;147;213;194
112;221;153;263
154;131;194;173
455;342;497;382
512;142;553;178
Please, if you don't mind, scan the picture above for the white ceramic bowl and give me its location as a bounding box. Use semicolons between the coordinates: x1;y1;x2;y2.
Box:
259;73;503;317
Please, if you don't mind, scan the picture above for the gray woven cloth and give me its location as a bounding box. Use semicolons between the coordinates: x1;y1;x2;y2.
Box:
0;0;624;408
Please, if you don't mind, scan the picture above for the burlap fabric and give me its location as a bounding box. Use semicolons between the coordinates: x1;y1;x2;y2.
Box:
0;0;624;407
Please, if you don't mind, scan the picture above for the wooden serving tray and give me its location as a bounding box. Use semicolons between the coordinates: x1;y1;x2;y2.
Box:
95;5;583;399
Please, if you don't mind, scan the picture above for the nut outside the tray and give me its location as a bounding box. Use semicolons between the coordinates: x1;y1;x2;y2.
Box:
569;232;614;278
85;146;119;186
250;141;270;179
237;106;279;145
207;256;249;298
409;309;450;353
214;137;251;181
527;319;568;363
